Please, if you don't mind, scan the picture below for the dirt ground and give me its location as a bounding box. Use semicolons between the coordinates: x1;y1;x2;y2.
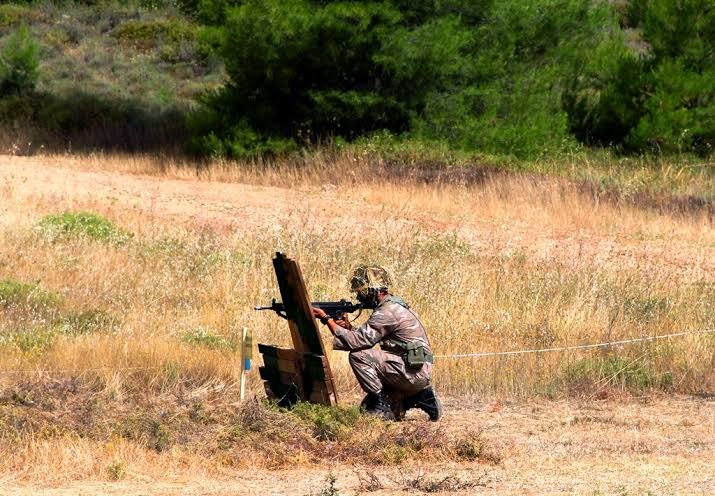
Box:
0;396;713;495
1;155;713;494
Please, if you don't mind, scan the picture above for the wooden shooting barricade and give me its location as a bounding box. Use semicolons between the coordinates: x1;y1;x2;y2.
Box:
258;252;338;406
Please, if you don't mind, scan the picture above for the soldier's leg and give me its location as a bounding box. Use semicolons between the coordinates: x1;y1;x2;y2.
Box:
349;349;441;421
349;349;400;420
348;348;386;394
373;355;442;422
349;348;431;394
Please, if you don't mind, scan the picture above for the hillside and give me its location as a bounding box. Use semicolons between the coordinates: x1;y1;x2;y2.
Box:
0;1;223;153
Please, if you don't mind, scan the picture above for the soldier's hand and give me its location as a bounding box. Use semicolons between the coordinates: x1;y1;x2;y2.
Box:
312;307;328;320
334;313;352;330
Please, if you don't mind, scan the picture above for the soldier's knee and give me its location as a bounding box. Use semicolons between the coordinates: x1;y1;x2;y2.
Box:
348;349;372;367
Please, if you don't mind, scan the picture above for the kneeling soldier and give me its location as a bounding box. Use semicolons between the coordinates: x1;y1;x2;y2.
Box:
312;266;442;421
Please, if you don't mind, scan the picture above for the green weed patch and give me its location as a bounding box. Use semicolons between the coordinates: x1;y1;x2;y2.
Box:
0;5;36;29
0;278;62;310
0;325;56;353
181;327;238;352
112;18;198;63
290;402;361;441
563;355;674;393
38;212;133;244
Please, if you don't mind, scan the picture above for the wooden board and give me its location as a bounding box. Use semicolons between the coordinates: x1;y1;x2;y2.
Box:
258;344;301;361
257;253;339;406
272;252;324;354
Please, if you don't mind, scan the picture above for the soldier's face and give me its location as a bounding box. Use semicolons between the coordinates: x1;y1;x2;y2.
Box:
357;289;379;309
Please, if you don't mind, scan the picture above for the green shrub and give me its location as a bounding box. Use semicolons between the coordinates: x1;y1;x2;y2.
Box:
0;25;39;95
106;459;126;481
0;5;33;28
565;0;714;156
0;326;56;353
290;402;360;441
38;212;133;244
119;413;172;452
189;0;406;158
0;278;62;310
181;327;237;351
112;18;197;62
177;0;241;25
564;355;672;392
307;473;340;496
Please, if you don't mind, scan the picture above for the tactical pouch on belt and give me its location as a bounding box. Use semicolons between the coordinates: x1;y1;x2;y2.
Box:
403;341;433;369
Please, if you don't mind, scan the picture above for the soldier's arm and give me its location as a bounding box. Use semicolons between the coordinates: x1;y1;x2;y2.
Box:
327;307;394;351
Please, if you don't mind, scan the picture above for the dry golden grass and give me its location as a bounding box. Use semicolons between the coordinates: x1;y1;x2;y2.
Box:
0;152;713;491
1;152;712;396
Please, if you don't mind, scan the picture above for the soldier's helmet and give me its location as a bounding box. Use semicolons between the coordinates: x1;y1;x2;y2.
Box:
349;265;392;296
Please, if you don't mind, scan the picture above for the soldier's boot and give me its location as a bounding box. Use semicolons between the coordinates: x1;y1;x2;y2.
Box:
387;391;406;421
404;387;443;421
360;391;396;421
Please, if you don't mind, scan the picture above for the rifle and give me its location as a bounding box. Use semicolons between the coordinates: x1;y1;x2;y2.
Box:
255;298;362;321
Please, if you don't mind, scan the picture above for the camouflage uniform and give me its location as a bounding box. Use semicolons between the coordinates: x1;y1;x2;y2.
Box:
332;295;433;395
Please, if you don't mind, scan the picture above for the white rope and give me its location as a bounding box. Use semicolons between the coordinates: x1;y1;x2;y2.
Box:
0;329;713;374
434;328;715;359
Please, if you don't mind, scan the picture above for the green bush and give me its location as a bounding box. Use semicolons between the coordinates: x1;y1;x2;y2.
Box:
0;25;39;95
290;402;360;441
112;18;198;63
178;0;241;25
119;413;172;452
181;327;238;351
0;278;62;310
38;212;133;244
565;0;714;155
189;0;407;159
0;5;33;28
564;355;673;392
106;460;126;481
0;326;57;353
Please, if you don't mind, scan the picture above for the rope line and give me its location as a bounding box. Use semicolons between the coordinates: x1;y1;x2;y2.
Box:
434;328;715;359
0;329;713;374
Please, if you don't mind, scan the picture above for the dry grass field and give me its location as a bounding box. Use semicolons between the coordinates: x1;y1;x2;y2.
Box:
0;152;713;494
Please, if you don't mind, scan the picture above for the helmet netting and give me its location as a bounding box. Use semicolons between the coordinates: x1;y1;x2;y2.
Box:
349;265;392;294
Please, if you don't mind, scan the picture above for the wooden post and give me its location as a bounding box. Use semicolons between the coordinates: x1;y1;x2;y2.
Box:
240;327;252;401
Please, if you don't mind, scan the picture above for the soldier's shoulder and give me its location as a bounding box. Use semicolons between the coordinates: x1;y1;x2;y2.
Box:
385;295;410;309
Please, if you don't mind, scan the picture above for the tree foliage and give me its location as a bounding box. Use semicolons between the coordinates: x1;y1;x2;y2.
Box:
565;0;714;155
0;25;39;96
188;0;714;159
